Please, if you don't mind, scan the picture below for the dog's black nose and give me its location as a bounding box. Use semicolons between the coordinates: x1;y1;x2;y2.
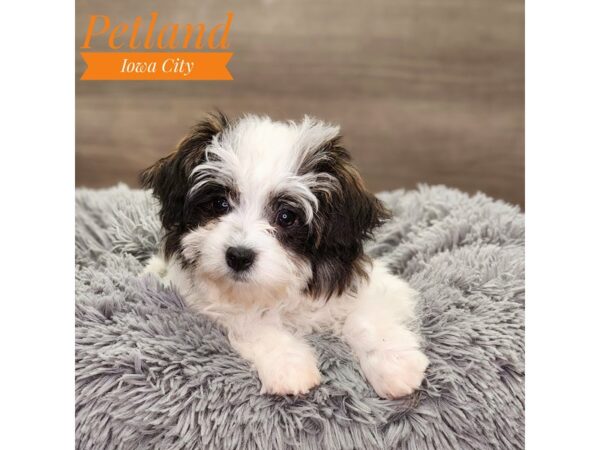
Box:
225;246;256;272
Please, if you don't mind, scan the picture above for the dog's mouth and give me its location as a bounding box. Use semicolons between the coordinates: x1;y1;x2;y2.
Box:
196;264;251;286
229;271;251;283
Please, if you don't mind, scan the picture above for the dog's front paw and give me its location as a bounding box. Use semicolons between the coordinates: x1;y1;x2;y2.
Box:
257;350;321;396
361;348;429;399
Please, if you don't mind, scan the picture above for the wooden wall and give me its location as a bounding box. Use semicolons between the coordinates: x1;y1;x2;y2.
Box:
76;0;524;207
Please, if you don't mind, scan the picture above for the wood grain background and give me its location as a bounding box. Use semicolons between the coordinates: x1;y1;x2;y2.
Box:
76;0;524;207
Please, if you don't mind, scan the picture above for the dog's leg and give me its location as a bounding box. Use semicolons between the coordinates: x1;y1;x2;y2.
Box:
143;254;168;278
228;314;321;395
142;253;177;288
342;261;429;399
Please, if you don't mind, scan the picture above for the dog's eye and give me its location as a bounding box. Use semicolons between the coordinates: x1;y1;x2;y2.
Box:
276;209;297;227
212;197;230;214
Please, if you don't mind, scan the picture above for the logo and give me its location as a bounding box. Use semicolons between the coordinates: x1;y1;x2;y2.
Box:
80;11;234;81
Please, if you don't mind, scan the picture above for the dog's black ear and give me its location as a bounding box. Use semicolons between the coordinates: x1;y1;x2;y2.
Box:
140;111;229;232
305;137;390;298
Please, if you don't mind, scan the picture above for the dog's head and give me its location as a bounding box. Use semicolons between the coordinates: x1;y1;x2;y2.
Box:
141;113;389;300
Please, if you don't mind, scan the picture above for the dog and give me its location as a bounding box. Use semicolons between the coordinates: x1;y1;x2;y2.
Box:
141;112;428;398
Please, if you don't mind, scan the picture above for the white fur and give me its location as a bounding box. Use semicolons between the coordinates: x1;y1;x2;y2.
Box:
189;116;340;223
145;115;428;398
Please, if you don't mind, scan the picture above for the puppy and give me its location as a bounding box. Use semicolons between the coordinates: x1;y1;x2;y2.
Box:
141;113;428;398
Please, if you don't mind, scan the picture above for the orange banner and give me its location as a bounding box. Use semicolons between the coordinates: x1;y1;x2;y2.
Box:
80;52;233;80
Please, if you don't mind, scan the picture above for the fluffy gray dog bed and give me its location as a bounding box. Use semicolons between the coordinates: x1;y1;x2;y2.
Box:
75;184;524;450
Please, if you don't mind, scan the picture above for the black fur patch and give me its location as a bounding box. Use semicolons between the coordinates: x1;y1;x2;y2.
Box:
294;136;390;299
140;111;230;259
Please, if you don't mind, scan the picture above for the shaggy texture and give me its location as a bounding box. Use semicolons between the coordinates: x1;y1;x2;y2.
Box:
75;184;524;450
